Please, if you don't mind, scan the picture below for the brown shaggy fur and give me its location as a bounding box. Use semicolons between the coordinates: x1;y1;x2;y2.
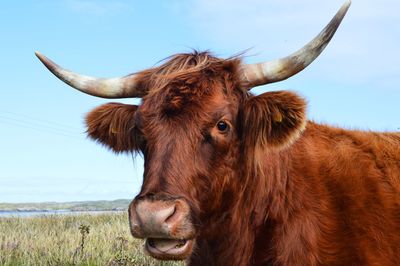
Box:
85;51;400;265
86;103;142;153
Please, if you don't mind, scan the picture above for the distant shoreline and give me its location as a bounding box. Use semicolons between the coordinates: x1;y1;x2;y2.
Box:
0;208;126;212
0;209;126;218
0;199;131;212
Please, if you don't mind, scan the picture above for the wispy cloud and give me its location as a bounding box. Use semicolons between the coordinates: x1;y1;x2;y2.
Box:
65;0;127;16
181;0;400;88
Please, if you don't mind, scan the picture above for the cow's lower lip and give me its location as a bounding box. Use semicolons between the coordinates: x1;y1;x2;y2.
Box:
145;238;194;260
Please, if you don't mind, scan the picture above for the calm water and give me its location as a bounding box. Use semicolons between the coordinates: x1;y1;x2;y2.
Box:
0;210;124;218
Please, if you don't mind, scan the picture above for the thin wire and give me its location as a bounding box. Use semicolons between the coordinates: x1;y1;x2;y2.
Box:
0;109;80;131
0;119;83;140
0;115;80;135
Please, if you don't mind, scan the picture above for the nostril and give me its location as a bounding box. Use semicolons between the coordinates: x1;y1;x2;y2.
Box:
157;205;176;225
134;199;185;237
164;205;177;224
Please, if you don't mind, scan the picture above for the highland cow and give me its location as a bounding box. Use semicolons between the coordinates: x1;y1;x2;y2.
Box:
37;1;400;265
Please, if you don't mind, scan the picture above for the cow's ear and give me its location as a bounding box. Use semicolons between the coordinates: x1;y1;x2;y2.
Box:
242;91;306;149
85;103;142;153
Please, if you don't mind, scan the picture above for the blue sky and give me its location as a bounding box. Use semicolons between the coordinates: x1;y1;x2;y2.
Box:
0;0;399;203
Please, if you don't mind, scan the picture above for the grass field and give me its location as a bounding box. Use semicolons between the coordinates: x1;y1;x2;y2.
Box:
0;212;183;266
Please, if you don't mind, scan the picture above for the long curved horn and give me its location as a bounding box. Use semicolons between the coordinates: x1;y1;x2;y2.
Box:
242;0;351;88
35;52;146;98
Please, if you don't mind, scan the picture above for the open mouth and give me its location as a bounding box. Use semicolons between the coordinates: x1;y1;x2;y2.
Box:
145;238;194;260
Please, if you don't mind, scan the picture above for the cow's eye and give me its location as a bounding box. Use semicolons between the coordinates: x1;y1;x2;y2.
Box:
217;120;229;132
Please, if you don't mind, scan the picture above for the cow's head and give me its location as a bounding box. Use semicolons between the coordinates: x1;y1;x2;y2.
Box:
36;1;349;261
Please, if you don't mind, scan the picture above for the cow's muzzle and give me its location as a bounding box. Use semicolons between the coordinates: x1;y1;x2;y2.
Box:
129;197;195;260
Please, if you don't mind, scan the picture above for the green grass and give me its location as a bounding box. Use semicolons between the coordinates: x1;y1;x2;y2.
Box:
0;212;183;266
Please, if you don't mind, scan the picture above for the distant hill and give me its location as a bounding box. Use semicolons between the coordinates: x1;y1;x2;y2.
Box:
0;199;131;212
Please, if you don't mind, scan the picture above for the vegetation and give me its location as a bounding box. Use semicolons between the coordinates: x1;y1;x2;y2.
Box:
0;212;183;266
0;199;131;212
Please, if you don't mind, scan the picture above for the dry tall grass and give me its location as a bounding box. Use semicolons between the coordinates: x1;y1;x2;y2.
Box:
0;212;183;266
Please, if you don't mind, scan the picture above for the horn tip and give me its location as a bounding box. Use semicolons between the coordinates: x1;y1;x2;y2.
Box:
35;51;48;65
343;0;352;10
35;51;44;59
35;51;58;73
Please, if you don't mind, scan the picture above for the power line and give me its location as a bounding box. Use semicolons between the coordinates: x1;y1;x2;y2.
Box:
0;114;80;135
0;108;88;141
0;118;84;141
0;109;82;131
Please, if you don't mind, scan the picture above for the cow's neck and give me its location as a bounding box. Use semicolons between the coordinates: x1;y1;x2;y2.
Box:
188;143;304;265
249;122;333;265
189;127;321;265
233;129;326;264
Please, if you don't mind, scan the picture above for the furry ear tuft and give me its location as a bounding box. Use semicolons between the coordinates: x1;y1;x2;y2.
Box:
242;91;307;149
85;103;142;153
